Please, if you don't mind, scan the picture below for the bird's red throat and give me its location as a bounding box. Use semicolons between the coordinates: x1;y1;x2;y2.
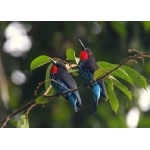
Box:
80;51;88;60
50;65;58;74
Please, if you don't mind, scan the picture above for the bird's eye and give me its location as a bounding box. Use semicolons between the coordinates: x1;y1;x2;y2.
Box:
57;64;61;67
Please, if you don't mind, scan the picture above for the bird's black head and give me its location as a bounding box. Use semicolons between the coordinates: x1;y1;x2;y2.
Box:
78;39;92;61
50;58;67;74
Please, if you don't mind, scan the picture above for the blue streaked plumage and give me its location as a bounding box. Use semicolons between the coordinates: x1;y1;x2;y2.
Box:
50;60;82;112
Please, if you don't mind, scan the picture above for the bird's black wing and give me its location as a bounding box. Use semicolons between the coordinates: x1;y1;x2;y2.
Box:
87;53;99;72
88;54;107;99
57;71;82;108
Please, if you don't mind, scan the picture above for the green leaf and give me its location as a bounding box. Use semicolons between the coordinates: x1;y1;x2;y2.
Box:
109;76;132;100
121;65;147;90
105;78;119;113
93;68;112;80
68;68;79;76
36;96;49;104
9;119;17;127
17;115;29;128
98;61;134;85
30;55;51;71
45;64;55;95
66;48;75;60
105;78;114;90
45;64;52;89
66;48;79;64
75;57;80;64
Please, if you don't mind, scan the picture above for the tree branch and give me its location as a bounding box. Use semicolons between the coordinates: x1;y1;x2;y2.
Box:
44;50;150;97
0;50;150;127
0;100;36;126
95;51;150;81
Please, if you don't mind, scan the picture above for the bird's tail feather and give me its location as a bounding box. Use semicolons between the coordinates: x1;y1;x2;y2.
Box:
98;80;107;99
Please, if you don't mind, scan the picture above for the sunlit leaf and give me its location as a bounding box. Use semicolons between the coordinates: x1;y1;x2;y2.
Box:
30;55;51;71
109;76;132;100
121;65;147;90
105;78;119;113
66;48;79;64
97;61;134;85
66;48;75;60
75;57;80;64
105;78;113;90
36;96;48;104
17;115;29;128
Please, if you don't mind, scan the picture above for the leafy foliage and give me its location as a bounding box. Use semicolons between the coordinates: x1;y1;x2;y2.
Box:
3;42;149;128
105;78;119;113
17;115;29;128
1;22;150;128
66;48;79;64
36;96;49;104
121;66;147;90
30;55;51;71
29;48;148;114
109;76;132;100
97;61;134;85
65;49;147;113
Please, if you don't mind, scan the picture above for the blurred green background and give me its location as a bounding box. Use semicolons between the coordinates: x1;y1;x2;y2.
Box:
0;21;150;128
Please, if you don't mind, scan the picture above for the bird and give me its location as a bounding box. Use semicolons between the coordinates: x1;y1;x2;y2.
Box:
78;39;107;111
50;58;82;112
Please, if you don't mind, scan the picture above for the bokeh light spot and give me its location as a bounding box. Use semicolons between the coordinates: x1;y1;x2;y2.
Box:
138;86;150;112
11;70;26;85
91;22;102;35
126;107;140;128
3;22;32;57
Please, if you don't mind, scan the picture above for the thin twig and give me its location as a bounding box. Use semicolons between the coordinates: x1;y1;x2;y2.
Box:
128;49;143;54
0;100;36;127
95;51;150;80
43;85;52;96
34;80;49;96
1;116;10;128
66;63;78;70
26;103;37;118
34;79;70;96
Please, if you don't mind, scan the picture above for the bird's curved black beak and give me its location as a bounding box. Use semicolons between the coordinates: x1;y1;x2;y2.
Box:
78;39;85;50
50;58;56;64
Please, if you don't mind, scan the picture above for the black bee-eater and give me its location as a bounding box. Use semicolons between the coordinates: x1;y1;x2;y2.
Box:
78;39;107;111
50;58;82;112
